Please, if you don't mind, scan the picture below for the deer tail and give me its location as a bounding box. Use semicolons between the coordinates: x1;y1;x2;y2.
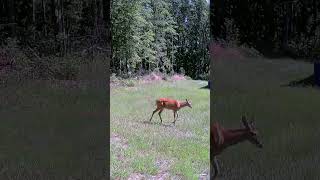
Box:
161;101;166;106
155;99;166;107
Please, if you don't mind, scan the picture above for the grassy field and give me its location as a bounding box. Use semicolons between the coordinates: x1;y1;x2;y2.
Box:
213;57;320;180
110;80;210;179
0;80;107;179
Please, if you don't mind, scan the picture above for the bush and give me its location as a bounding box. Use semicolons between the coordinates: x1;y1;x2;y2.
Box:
197;73;209;80
51;55;81;80
239;44;263;58
224;18;240;46
124;79;135;87
179;67;185;75
110;73;120;83
1;37;113;83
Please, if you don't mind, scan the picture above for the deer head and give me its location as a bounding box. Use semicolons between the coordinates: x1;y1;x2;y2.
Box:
185;99;192;108
241;116;263;148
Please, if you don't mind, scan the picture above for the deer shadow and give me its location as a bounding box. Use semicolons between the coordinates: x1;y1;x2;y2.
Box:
141;121;176;127
281;74;320;88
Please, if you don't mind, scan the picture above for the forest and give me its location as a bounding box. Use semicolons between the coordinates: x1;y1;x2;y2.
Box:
211;0;320;59
1;0;320;81
111;0;210;80
0;0;111;83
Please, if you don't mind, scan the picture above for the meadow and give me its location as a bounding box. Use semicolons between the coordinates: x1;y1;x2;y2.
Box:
0;59;108;179
110;79;210;179
213;57;320;180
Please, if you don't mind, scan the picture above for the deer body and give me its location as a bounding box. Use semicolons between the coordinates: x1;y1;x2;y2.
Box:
149;98;192;124
210;116;263;179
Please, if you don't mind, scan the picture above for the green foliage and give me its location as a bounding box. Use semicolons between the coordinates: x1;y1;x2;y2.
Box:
111;0;210;79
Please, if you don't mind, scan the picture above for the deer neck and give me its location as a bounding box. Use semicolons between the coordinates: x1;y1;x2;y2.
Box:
221;128;249;149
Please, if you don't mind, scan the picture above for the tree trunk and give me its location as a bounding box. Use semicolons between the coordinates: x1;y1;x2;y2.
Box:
93;0;98;37
282;3;289;49
211;0;226;40
57;0;62;34
42;0;47;36
50;0;57;54
51;0;56;34
8;0;16;37
103;0;110;30
55;0;64;55
33;0;36;40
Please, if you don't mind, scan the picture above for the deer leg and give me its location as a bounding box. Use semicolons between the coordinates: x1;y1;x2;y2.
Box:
173;111;179;125
172;111;178;125
173;111;176;124
150;108;160;122
158;109;163;123
211;157;219;179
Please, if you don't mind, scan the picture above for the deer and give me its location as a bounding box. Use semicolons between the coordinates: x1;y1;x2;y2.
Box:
149;98;192;124
210;116;263;179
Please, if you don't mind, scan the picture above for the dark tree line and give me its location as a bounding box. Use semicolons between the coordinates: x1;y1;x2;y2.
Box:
0;0;111;81
211;0;320;59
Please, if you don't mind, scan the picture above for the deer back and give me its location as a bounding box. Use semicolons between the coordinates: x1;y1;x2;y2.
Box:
156;98;180;110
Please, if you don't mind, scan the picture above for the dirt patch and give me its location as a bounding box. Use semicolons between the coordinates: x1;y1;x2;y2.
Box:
155;159;172;173
127;172;170;180
127;173;146;180
199;169;210;180
127;159;172;180
110;133;129;150
138;121;194;139
111;133;129;163
171;128;194;139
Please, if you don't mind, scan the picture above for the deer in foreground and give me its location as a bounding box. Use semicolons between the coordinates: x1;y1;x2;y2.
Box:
210;116;263;179
149;98;192;124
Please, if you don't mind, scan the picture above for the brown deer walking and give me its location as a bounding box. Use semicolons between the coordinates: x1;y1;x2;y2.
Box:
149;98;192;124
210;116;263;179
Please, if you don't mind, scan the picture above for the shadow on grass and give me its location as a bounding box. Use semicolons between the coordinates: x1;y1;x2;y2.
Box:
282;74;320;88
141;121;175;127
200;85;210;89
200;80;211;89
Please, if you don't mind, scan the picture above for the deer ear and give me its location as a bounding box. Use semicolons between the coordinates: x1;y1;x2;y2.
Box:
241;116;250;129
250;120;256;129
250;116;255;128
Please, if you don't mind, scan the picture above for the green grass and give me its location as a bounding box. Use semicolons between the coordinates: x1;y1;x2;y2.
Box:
0;80;107;179
213;57;320;179
110;80;210;179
